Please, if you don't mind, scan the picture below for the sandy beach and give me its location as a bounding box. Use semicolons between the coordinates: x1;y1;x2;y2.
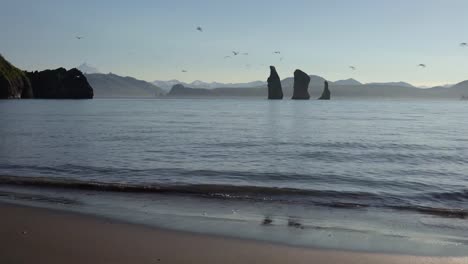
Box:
0;202;466;264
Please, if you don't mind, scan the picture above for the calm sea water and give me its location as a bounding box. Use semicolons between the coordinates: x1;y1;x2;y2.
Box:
1;99;467;255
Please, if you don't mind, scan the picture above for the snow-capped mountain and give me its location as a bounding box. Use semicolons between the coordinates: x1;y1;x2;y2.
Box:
77;63;100;74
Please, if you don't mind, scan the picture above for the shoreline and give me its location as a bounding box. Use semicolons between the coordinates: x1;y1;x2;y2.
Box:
1;202;467;264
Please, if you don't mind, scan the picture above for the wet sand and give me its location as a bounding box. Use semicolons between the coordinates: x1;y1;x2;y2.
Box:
0;202;466;264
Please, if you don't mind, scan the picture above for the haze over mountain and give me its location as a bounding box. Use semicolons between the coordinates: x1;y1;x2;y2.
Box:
333;79;362;86
366;81;415;88
86;73;164;98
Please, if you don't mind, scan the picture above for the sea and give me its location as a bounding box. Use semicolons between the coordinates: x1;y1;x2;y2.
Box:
0;98;467;256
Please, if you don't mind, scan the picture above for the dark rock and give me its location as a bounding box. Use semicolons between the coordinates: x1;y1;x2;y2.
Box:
287;218;303;229
267;66;283;99
0;54;33;99
291;69;310;100
318;81;331;100
167;84;213;97
262;216;273;225
26;68;93;99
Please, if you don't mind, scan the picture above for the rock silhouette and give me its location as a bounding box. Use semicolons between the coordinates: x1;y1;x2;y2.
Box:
291;69;310;100
26;68;93;99
318;81;331;100
0;54;33;99
267;66;283;99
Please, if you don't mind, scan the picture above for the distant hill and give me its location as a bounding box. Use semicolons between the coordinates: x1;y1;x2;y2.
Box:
366;81;415;88
86;73;164;98
167;84;214;96
153;79;267;91
153;80;184;91
333;78;362;86
77;63;100;74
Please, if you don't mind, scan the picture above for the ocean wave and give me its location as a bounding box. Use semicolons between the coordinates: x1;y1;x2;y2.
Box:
0;175;466;218
0;164;441;193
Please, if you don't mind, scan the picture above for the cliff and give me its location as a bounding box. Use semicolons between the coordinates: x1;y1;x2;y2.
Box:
0;54;33;99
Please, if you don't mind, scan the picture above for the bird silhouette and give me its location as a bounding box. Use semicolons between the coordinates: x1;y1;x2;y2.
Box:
75;36;84;40
273;51;281;54
232;51;239;56
182;70;187;73
418;64;426;68
460;42;467;47
349;66;356;70
196;26;203;32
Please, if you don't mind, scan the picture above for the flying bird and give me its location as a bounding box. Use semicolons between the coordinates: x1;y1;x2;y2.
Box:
418;64;426;68
232;51;239;56
349;66;356;70
182;70;187;73
196;26;203;32
273;51;281;54
460;42;467;47
75;36;84;40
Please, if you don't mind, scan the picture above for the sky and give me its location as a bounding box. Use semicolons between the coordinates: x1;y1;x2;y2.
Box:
1;0;468;86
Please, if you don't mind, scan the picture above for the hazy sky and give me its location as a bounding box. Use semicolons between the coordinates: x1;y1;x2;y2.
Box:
1;0;468;86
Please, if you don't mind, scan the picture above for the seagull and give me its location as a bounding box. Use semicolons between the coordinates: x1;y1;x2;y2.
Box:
224;56;232;59
349;66;356;70
460;42;467;47
196;26;203;32
182;70;187;73
273;51;281;54
232;51;239;56
75;36;84;40
418;64;426;68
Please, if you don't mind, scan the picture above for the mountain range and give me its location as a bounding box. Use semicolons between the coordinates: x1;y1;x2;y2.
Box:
166;76;468;99
153;79;267;91
77;63;467;99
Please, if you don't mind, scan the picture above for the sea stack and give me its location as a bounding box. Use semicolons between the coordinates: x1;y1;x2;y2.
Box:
291;69;310;100
267;66;283;99
318;81;331;100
